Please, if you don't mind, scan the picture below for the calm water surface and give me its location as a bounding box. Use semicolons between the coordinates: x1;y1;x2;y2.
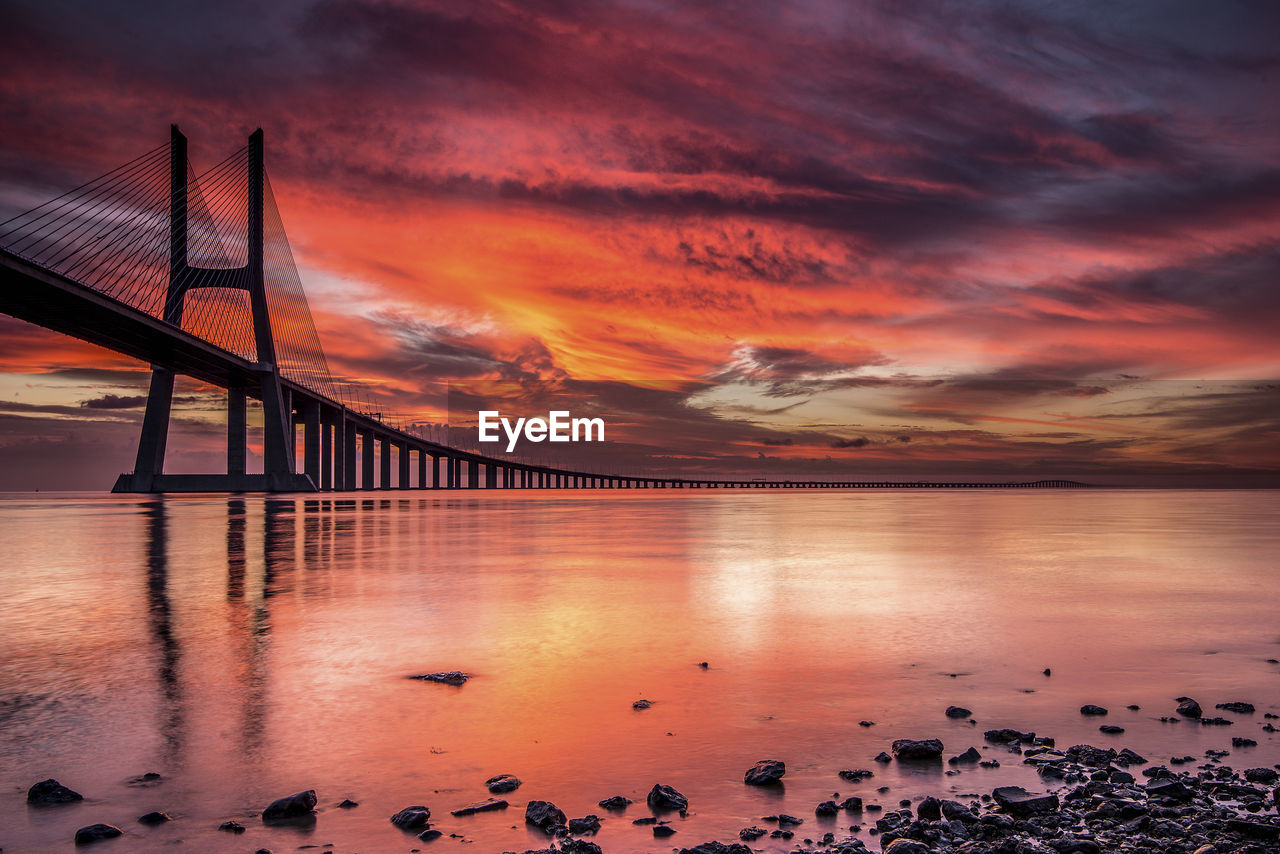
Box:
1;489;1277;852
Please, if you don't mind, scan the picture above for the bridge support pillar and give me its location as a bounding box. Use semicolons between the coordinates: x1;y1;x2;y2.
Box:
398;441;410;489
302;398;320;486
379;436;392;489
418;449;427;489
320;414;332;489
228;386;246;476
361;430;374;489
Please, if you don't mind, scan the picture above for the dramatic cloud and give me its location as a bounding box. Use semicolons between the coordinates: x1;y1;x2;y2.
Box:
0;0;1277;485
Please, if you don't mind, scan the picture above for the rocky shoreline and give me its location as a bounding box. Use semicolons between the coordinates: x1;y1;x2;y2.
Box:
19;696;1280;853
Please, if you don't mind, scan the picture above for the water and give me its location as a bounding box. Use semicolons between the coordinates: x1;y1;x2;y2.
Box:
1;489;1277;852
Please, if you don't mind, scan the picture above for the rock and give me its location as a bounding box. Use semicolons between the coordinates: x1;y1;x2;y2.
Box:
1245;767;1278;783
949;746;982;764
1145;778;1194;801
1176;698;1203;718
839;796;863;811
217;820;245;833
838;768;874;781
124;772;163;788
28;779;84;805
992;786;1060;816
561;839;605;854
632;699;652;709
984;728;1033;744
647;783;688;812
873;751;892;762
1226;819;1280;840
945;706;972;718
1117;747;1147;765
1234;737;1259;748
486;774;522;793
418;829;443;841
1217;701;1255;713
678;843;754;854
262;789;317;822
391;805;432;830
1099;725;1125;734
410;671;468;685
698;661;709;668
338;798;359;808
740;826;768;840
1044;668;1052;675
450;797;508;816
814;800;839;816
1065;744;1117;767
653;824;677;838
980;759;1000;768
776;813;803;825
884;839;930;854
598;795;632;810
137;812;171;825
73;824;122;845
917;796;941;820
1080;704;1108;716
525;800;567;831
1200;716;1233;725
744;759;785;785
891;738;944;760
569;815;602;834
859;720;875;727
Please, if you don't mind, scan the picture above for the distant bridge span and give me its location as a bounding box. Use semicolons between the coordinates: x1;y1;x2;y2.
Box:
0;128;1090;493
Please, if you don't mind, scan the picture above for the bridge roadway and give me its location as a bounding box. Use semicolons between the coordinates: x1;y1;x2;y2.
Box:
1;247;1087;492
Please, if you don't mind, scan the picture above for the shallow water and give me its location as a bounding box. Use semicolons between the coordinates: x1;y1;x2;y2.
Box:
1;489;1278;852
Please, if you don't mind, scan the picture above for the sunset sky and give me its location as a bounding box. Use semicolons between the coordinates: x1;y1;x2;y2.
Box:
1;0;1278;487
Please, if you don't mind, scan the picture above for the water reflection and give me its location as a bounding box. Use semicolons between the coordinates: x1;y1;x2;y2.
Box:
142;500;184;768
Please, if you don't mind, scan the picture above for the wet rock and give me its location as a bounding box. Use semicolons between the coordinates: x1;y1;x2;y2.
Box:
1099;724;1125;734
1177;698;1203;717
1234;737;1259;748
815;800;839;816
1117;747;1148;765
1065;744;1117;767
1245;767;1278;783
450;797;508;816
945;706;971;718
125;772;163;788
698;661;709;669
677;842;754;854
525;800;566;831
338;798;359;808
838;768;874;781
28;778;83;805
891;738;944;760
262;789;317;822
1227;818;1280;840
217;820;245;833
992;785;1060;816
916;796;941;820
1080;704;1108;716
744;759;786;785
560;839;604;854
633;816;659;825
949;746;982;764
597;795;632;810
883;840;929;854
1217;701;1255;713
486;774;522;793
568;815;601;834
984;728;1033;744
391;805;432;831
873;751;892;763
1145;778;1194;801
632;699;652;709
839;796;863;811
1200;716;1233;725
858;720;875;727
410;671;468;686
739;826;768;840
73;824;122;845
653;824;677;838
137;811;171;825
418;828;443;841
647;783;688;811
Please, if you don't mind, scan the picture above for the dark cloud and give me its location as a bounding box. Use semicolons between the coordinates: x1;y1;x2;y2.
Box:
80;393;147;410
831;436;870;449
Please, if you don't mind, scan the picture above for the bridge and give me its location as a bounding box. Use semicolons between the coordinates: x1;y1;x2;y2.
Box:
0;127;1089;493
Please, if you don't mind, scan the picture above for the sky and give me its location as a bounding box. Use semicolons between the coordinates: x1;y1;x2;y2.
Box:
1;0;1278;488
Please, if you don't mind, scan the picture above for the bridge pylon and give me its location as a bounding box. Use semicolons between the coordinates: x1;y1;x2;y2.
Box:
112;126;315;493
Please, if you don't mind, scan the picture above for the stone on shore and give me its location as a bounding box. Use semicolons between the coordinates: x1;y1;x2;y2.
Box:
884;840;930;854
838;768;873;780
744;759;785;785
561;839;604;854
945;705;971;718
916;796;942;819
450;797;508;816
390;805;432;830
137;811;171;825
598;795;632;810
653;824;677;838
1080;704;1108;716
217;820;245;833
1176;698;1203;717
632;699;652;709
74;824;122;845
814;800;839;816
568;815;601;834
486;773;522;793
418;828;443;841
874;751;892;762
992;785;1060;816
678;841;754;854
1099;724;1124;734
949;746;982;764
262;789;317;822
1216;701;1255;713
410;671;468;686
28;778;84;805
525;800;567;831
891;738;944;760
647;783;689;811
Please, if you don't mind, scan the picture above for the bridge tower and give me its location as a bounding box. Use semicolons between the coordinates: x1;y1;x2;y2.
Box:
112;126;314;493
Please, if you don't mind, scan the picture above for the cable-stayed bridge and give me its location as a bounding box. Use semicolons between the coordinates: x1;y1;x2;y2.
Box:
0;127;1086;492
